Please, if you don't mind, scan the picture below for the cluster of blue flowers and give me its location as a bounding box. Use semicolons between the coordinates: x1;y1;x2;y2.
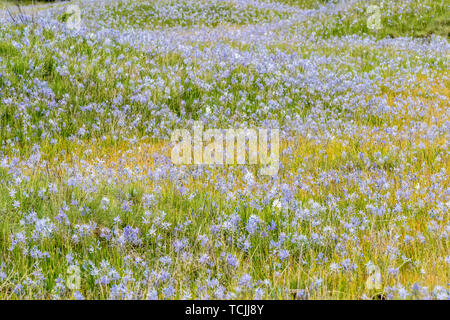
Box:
0;0;448;299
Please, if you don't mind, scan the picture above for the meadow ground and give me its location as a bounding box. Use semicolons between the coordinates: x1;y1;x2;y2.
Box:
0;0;448;299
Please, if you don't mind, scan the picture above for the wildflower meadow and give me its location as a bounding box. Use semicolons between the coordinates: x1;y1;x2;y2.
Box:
0;0;448;300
